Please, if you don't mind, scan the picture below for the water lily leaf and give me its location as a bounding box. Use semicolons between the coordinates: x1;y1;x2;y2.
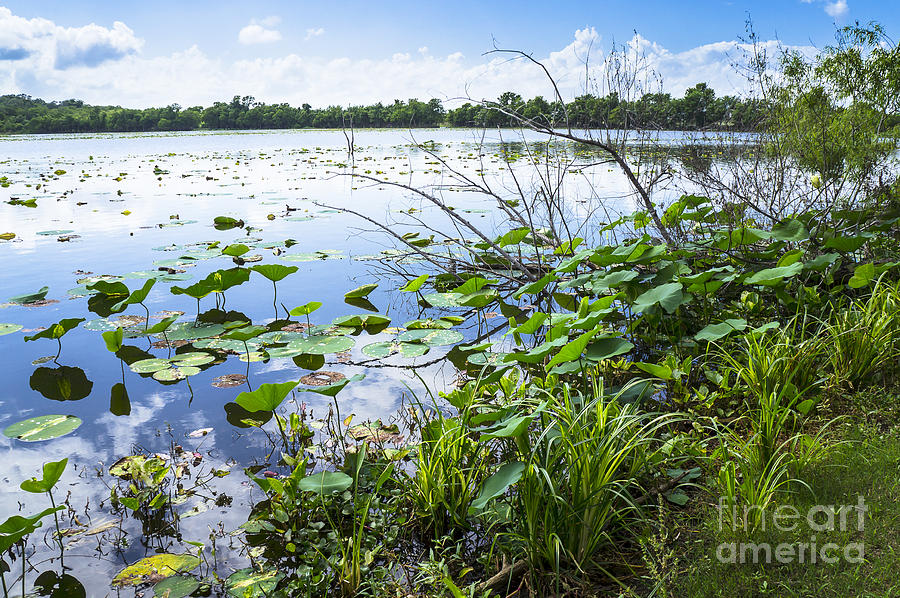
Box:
0;323;23;335
362;341;428;358
213;216;243;230
823;234;870;253
250;264;298;282
171;352;215;366
289;301;322;316
24;318;84;342
170;281;215;300
293;353;325;370
112;554;200;587
153;575;199;598
223;325;267;342
292;335;354;355
222;243;249;257
3;415;81;442
632;282;684;314
400;274;428;292
471;461;525;511
745;262;803;286
422;292;463;307
848;262;875;289
102;328;124;353
344;283;378;298
20;458;67;493
585;337;634;361
224;568;283;597
300;373;364;397
153;366;200;382
298;471;352;495
694;318;748;342
9;286;49;305
130;358;172;374
634;362;673;380
164;322;225;341
235;380;298;412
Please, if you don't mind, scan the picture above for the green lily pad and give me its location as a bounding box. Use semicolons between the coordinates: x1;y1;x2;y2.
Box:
112;554;201;587
153;575;200;598
0;323;23;335
9;286;49;305
164;322;226;341
3;415;82;442
225;568;283;597
37;229;74;236
422;292;463;307
292;335;354;355
153;366;201;382
362;341;429;358
130;358;172;374
171;352;216;366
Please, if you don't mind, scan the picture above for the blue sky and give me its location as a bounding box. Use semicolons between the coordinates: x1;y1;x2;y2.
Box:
0;1;896;107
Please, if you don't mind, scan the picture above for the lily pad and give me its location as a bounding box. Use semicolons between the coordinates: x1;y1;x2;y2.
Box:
292;335;354;355
422;292;463;307
112;553;200;587
9;286;49;305
225;568;283;597
153;575;200;598
153;366;201;382
171;352;216;366
130;358;172;374
3;414;82;442
164;322;226;341
0;323;23;335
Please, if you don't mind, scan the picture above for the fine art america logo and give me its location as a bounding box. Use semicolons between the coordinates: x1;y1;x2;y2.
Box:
716;496;866;564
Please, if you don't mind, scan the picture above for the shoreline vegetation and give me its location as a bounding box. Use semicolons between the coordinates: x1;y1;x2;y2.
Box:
0;83;772;134
2;20;900;598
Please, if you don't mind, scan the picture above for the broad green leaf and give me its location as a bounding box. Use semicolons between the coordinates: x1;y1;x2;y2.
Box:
222;243;250;257
0;323;23;336
224;568;283;598
289;301;322;316
9;286;49;304
471;461;525;511
102;328;125;353
584;337;634;361
745;262;803;286
694;318;748;342
546;328;598;370
298;471;352;494
399;274;428;292
24;318;85;342
300;373;365;397
20;458;67;493
3;415;81;442
235;380;299;412
848;263;875;289
634;362;673;380
250;264;298;282
112;554;201;587
344;283;378;298
632;282;684;314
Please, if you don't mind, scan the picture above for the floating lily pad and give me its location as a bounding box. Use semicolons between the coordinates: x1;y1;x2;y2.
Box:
130;358;172;374
419;330;464;346
362;341;428;358
153;575;200;598
0;323;23;335
37;229;74;236
164;322;225;341
9;286;49;305
3;414;82;442
238;351;268;363
112;553;201;587
153;366;201;382
292;335;354;355
422;292;463;307
299;371;345;386
225;568;283;597
171;352;215;366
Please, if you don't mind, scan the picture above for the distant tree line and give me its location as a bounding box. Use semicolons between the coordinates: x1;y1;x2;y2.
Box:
0;84;771;134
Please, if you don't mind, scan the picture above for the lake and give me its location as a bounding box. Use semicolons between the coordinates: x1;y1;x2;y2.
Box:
0;127;701;595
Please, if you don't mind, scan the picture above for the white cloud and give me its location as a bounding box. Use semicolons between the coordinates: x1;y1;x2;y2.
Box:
824;0;848;18
238;18;282;45
305;27;324;41
0;7;817;109
0;7;142;70
800;0;849;19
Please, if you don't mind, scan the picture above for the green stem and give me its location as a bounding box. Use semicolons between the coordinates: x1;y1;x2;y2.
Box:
55;338;62;362
20;543;24;598
1;559;9;598
48;490;64;569
272;281;278;320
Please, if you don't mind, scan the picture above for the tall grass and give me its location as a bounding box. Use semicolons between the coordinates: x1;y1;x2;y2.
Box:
511;379;677;578
822;279;900;388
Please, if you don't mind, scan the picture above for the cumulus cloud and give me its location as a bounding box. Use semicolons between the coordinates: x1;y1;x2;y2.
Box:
305;27;324;41
0;7;815;109
800;0;849;19
0;7;142;71
238;18;282;45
